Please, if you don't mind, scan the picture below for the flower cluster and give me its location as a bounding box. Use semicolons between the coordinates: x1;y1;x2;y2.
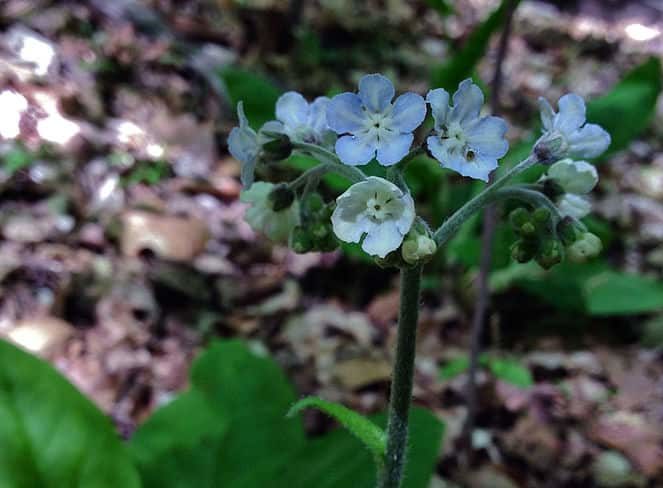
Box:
228;73;610;268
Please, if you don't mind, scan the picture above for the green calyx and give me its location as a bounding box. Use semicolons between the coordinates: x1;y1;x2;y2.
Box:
269;184;296;211
289;192;339;254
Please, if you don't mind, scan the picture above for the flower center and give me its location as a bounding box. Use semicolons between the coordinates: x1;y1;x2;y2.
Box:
366;193;394;221
363;112;393;140
441;122;476;162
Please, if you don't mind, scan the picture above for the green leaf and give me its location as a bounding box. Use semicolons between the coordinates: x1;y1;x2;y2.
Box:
430;0;521;90
218;67;281;127
0;340;141;488
2;145;33;175
288;396;386;459
426;0;454;17
481;356;533;388
439;355;470;380
583;270;663;316
131;340;443;488
586;57;662;155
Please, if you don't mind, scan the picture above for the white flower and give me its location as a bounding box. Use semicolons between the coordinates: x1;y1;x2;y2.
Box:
272;91;335;146
331;176;415;257
557;193;592;219
547;158;598;194
536;94;611;160
240;182;299;243
426;79;509;182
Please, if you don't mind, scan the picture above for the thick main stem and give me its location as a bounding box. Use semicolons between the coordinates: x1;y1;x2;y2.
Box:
379;265;422;488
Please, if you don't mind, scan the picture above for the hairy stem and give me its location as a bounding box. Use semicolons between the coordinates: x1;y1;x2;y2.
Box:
495;187;561;223
433;155;538;246
378;265;423;488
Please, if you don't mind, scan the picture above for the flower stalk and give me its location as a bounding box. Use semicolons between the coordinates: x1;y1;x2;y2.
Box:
379;264;423;488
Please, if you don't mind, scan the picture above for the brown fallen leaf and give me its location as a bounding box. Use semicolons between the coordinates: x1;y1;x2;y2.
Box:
121;209;209;261
4;315;74;356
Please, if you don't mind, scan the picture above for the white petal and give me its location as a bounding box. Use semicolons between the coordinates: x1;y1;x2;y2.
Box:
362;221;403;257
276;91;309;128
557;194;591;219
390;92;426;132
376;133;413;166
465;116;509;158
327;93;366;133
335;134;377;166
538;97;555;131
358;74;395;113
426;88;450;130
450;79;483;125
548;159;598;194
395;193;415;234
568;123;611;158
554;93;586;135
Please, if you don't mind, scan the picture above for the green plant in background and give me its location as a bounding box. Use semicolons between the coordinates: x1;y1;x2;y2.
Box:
227;66;610;486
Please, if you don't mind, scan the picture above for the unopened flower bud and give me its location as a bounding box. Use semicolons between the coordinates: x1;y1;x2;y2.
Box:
290;226;313;254
268;184;295;211
567;232;602;262
520;221;537;237
511;239;537;263
402;232;437;265
262;133;292;161
556;217;579;246
536;239;563;269
533;207;551;225
509;207;530;229
534;132;568;164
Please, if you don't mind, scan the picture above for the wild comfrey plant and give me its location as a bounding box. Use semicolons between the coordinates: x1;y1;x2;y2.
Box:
228;74;610;488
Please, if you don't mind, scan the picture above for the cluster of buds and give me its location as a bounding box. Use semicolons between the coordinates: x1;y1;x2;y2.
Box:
228;73;610;269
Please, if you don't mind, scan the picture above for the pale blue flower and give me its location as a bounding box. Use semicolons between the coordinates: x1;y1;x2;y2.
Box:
326;74;426;166
331;176;415;257
271;91;335;146
537;94;611;160
229;102;286;188
426;79;508;182
240;182;299;243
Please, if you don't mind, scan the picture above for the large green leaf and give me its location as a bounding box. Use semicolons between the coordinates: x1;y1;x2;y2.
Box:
430;0;521;90
0;340;141;488
218;67;281;127
130;340;443;488
586;57;662;155
583;270;663;316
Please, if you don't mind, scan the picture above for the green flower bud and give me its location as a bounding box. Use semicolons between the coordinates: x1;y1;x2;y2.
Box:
520;221;537;237
567;232;602;262
511;239;538;263
315;233;339;253
509;207;530;229
290;226;313;254
556;217;579;246
533;207;551;225
311;221;329;240
268;184;296;211
261;134;292;161
302;192;324;214
536;239;563;269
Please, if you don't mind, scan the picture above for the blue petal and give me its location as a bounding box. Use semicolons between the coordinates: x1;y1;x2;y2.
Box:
335;134;377;165
358;74;395;113
327;93;366;134
376;133;413;166
458;154;498;182
426;89;450;130
554;93;586;135
309;96;331;134
427;136;496;181
390;93;426;133
568;123;611;158
465;116;509;158
276;91;309;128
450;79;483;125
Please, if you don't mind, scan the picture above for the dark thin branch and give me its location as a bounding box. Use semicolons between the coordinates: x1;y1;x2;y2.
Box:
460;0;518;459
